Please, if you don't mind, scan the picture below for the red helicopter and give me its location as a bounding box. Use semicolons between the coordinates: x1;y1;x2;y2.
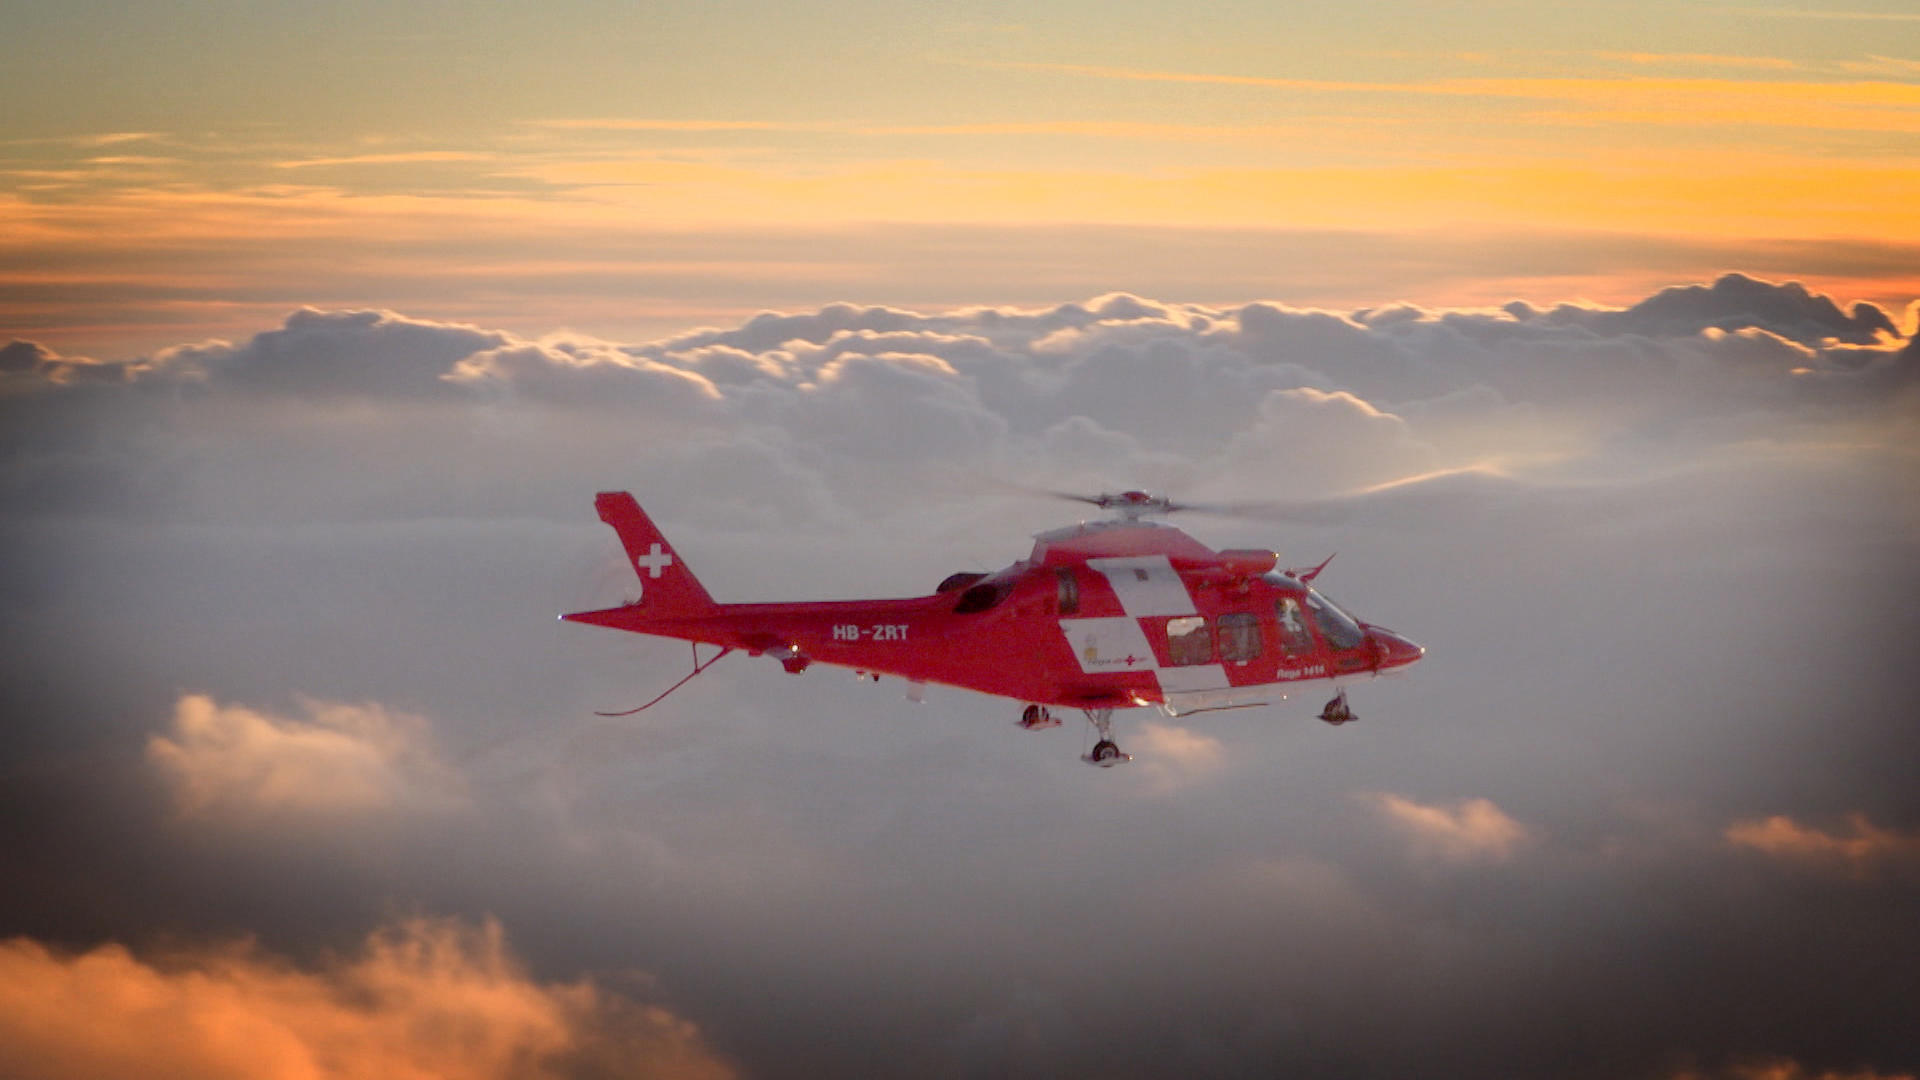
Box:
562;490;1423;766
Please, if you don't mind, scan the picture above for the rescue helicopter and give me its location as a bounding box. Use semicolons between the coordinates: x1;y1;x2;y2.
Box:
561;490;1423;766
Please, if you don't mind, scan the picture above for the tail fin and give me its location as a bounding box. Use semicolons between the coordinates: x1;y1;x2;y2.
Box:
593;492;716;613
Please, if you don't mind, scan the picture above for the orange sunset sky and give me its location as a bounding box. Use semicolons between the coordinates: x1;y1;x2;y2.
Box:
4;0;1918;358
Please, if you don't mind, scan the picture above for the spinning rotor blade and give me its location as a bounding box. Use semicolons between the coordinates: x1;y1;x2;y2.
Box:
994;482;1180;516
1037;488;1118;508
1185;468;1547;526
1160;495;1355;525
1000;481;1348;524
1006;467;1534;527
1031;487;1159;510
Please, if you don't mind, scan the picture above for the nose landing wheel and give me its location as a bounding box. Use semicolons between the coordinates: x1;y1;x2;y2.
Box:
1319;690;1356;725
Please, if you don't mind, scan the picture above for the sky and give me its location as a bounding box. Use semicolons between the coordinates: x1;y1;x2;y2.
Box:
5;0;1920;359
3;2;1920;1079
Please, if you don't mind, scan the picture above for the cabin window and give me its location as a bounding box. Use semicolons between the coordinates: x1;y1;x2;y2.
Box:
1165;616;1213;666
1275;597;1314;656
1218;612;1261;663
1055;568;1079;615
1307;589;1367;650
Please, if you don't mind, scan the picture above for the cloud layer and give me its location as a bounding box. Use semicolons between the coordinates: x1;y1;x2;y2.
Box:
8;271;1912;528
1;273;1915;1078
147;694;464;819
0;917;733;1080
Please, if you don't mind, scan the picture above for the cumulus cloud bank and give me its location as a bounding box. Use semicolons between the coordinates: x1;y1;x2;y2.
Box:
0;916;733;1080
1;272;1915;1078
3;273;1908;551
147;694;464;819
1368;792;1534;862
1726;814;1920;873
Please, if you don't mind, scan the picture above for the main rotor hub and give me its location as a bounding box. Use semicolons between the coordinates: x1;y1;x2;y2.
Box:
1088;490;1178;520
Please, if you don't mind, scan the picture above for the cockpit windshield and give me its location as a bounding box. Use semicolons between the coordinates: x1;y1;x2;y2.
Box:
1305;587;1367;650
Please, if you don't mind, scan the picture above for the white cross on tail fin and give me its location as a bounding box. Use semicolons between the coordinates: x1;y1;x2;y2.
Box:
594;493;715;613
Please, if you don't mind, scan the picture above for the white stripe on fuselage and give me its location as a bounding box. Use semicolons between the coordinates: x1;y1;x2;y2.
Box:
1058;555;1229;694
1086;556;1197;617
1060;617;1157;675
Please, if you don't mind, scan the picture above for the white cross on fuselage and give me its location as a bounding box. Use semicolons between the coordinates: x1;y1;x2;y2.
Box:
635;542;673;578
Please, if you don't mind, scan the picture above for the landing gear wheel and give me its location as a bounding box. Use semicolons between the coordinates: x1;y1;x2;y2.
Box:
1079;707;1130;766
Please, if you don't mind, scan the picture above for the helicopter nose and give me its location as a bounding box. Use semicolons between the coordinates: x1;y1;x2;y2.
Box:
1369;627;1426;670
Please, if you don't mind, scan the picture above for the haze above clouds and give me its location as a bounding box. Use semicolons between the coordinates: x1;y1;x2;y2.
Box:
3;273;1916;1078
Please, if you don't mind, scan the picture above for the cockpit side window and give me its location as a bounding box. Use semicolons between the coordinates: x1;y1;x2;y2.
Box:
1275;596;1314;656
1165;616;1213;666
1306;589;1366;650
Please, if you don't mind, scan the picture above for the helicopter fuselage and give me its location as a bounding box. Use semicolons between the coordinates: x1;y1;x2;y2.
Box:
563;495;1423;720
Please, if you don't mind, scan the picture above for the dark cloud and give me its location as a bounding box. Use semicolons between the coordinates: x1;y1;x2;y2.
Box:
1595;272;1899;345
1;339;56;373
1;274;1916;1078
1;338;137;385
